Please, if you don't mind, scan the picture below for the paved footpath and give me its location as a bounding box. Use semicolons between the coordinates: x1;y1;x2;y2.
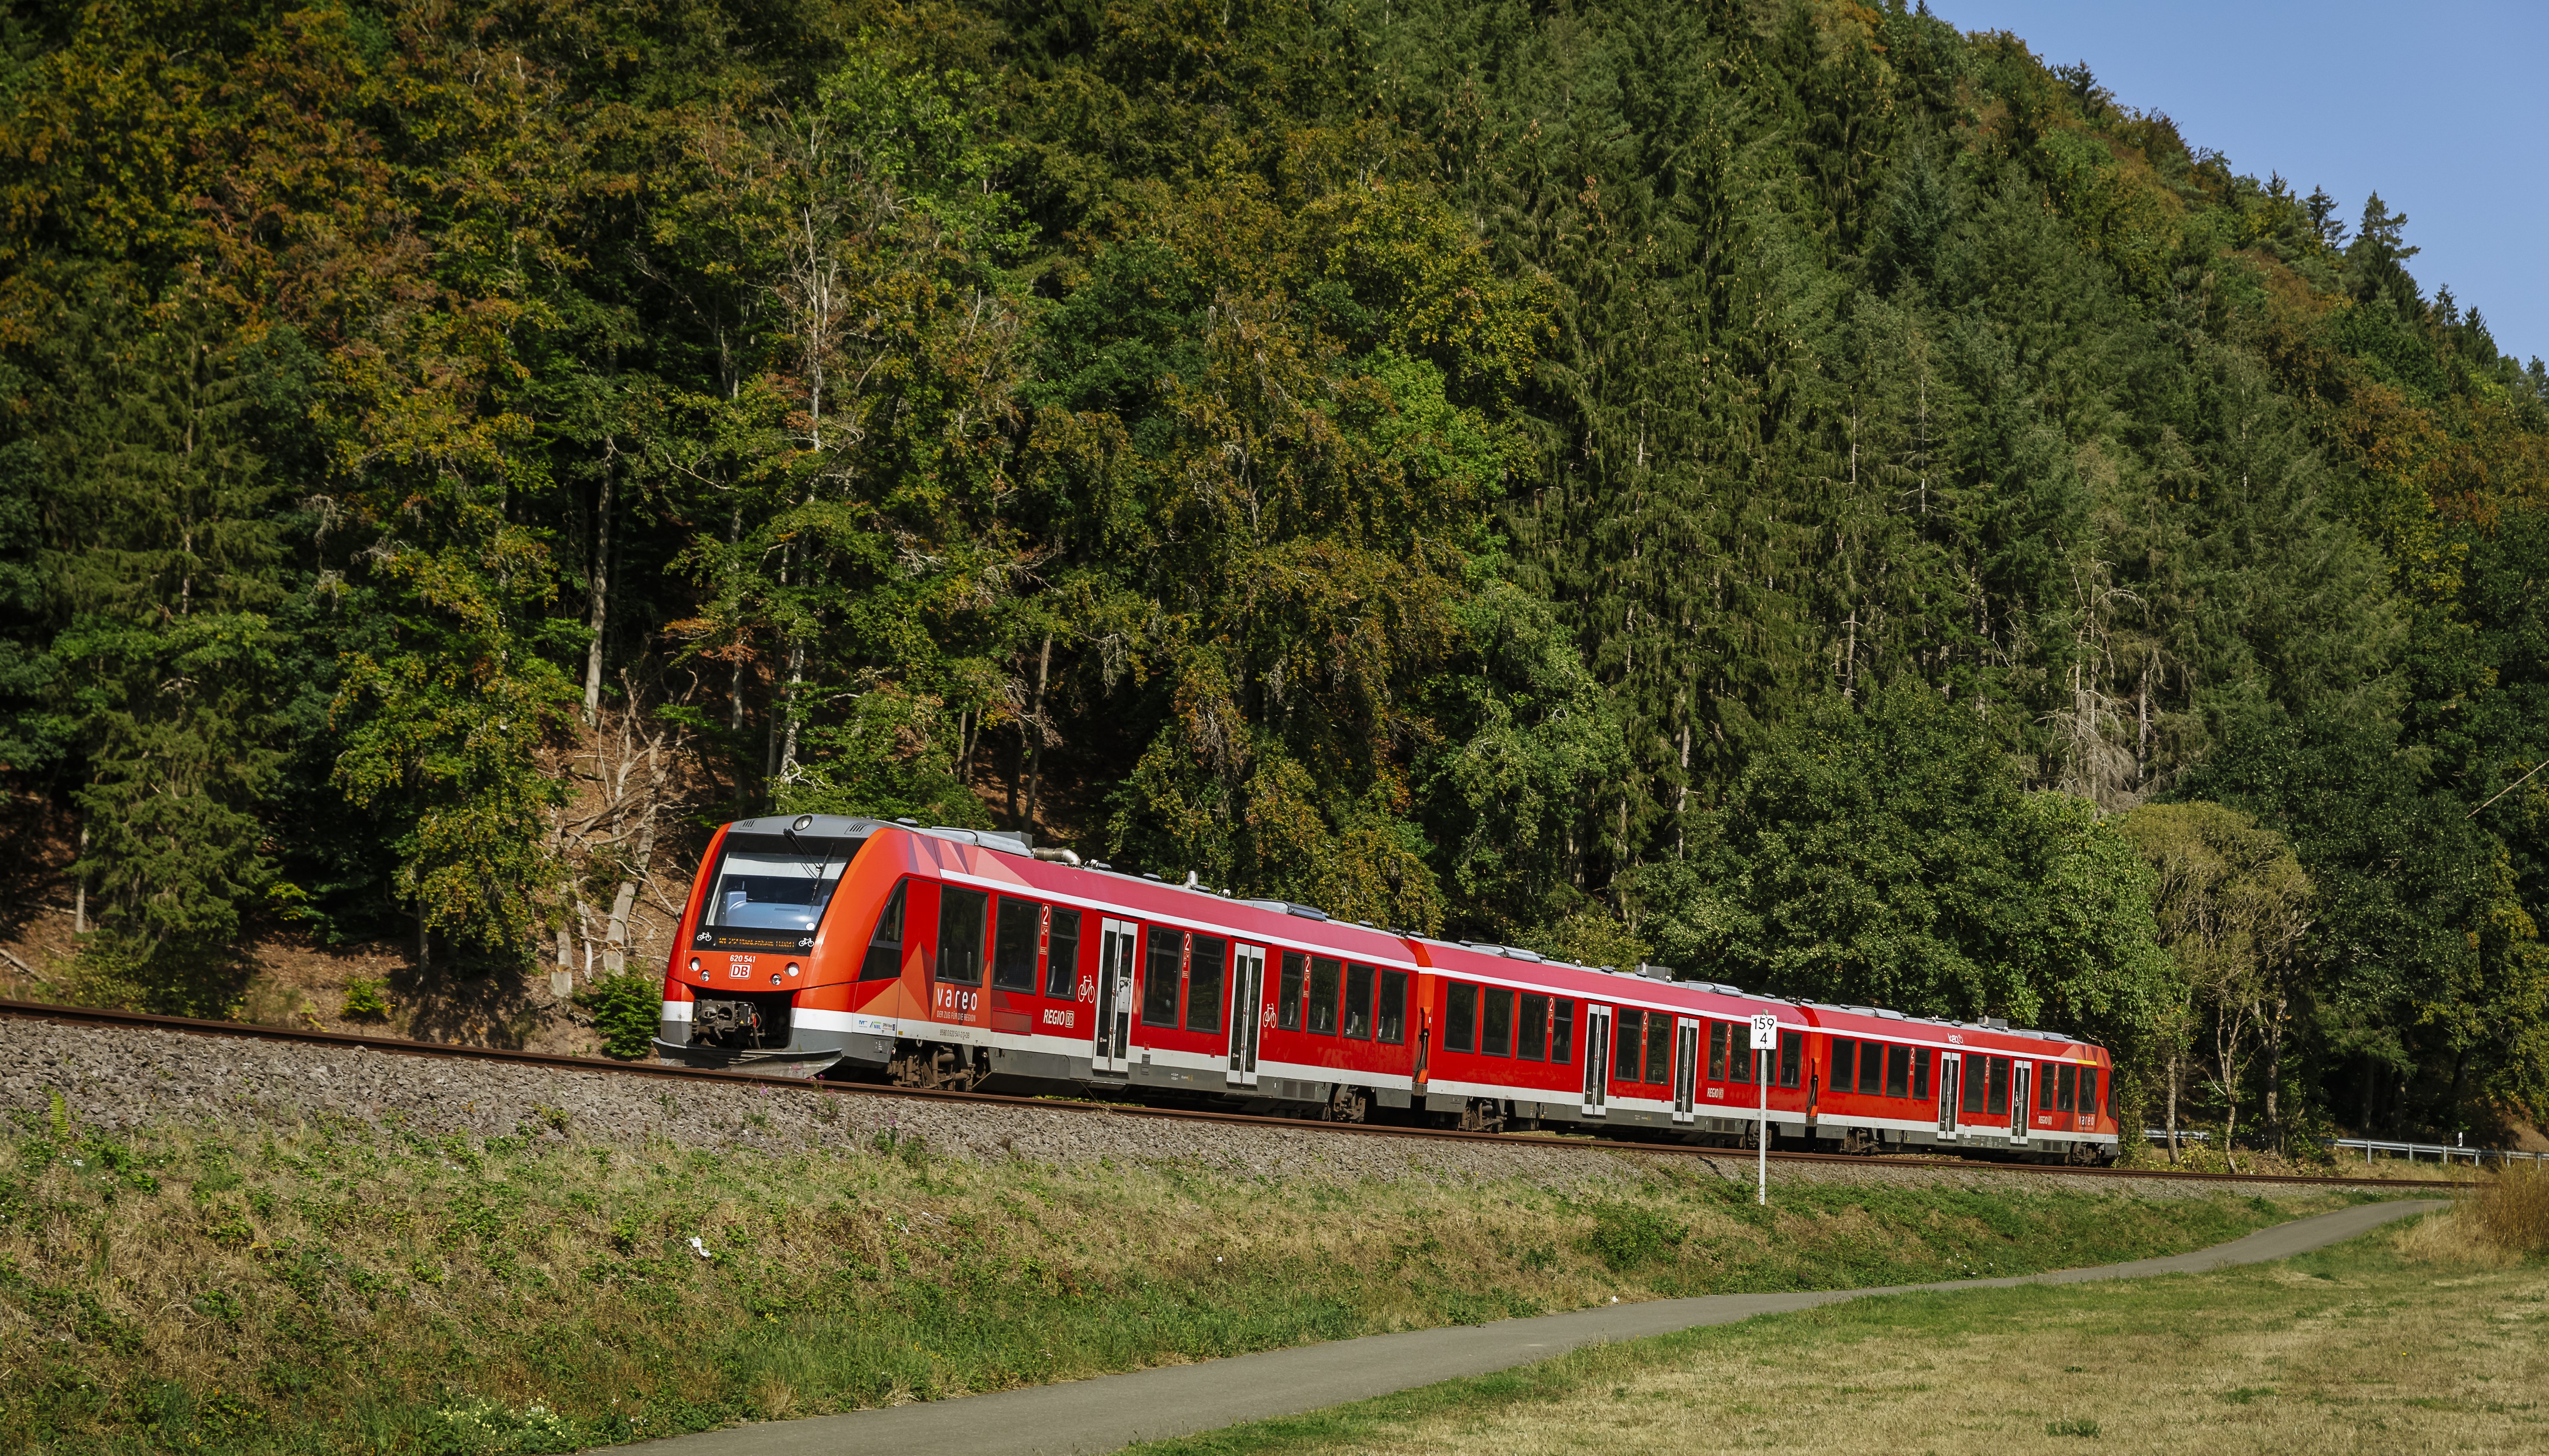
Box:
617;1198;2444;1456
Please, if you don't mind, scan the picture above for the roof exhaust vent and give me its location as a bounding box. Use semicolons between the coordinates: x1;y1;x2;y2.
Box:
1638;963;1676;981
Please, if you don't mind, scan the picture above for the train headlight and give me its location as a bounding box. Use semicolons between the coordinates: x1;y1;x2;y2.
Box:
785;963;801;978
770;973;782;985
687;957;701;974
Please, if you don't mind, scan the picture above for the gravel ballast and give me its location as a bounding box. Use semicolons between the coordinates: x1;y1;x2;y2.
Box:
0;1014;2418;1199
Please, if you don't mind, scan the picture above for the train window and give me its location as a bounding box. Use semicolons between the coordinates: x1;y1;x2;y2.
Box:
1885;1043;1910;1098
2058;1062;2077;1113
1830;1039;1856;1094
1643;1014;1671;1085
1446;982;1477;1052
1377;969;1408;1044
1278;952;1306;1030
2081;1065;2101;1116
991;898;1041;992
1045;909;1082;998
1550;998;1574;1064
1307;957;1342;1034
1960;1056;1985;1113
1986;1056;2010;1115
1342;963;1376;1040
1707;1021;1727;1080
1517;994;1548;1061
1730;1024;1754;1084
1912;1047;1930;1100
1477;988;1509;1055
699;831;855;940
1613;1008;1644;1082
859;880;909;981
1859;1044;1883;1096
2038;1061;2058;1111
1141;928;1183;1026
1778;1031;1802;1088
1187;937;1226;1033
936;886;988;985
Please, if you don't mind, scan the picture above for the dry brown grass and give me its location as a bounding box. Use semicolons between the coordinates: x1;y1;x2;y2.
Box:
1142;1214;2549;1456
2470;1164;2549;1256
2391;1205;2523;1268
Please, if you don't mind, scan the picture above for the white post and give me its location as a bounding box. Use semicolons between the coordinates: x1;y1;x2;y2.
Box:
1758;1048;1768;1205
1749;1014;1780;1208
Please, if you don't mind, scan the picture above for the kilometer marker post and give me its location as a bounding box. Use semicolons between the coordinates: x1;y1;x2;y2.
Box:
1749;1013;1780;1206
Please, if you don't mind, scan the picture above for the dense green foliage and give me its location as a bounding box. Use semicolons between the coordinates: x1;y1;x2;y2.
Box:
0;0;2542;1141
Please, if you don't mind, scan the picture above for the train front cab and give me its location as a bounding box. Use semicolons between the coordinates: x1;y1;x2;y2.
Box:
657;814;907;1078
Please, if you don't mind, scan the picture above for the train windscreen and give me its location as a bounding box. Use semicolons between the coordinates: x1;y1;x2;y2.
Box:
693;831;865;950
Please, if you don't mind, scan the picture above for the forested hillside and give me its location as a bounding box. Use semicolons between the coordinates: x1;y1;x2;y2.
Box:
1;0;2541;1148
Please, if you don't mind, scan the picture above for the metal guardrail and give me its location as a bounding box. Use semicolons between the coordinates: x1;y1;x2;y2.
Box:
2331;1137;2546;1167
2142;1129;2545;1167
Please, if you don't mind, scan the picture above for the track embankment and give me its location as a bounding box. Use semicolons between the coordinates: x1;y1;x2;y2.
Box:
0;1000;2459;1197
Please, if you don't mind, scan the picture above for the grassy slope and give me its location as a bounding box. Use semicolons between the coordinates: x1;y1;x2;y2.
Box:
0;1105;2359;1455
1132;1212;2545;1456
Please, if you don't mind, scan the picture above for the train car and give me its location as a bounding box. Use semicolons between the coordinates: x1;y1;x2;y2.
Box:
656;813;1427;1120
655;814;2118;1162
1400;939;1817;1138
1392;946;2118;1160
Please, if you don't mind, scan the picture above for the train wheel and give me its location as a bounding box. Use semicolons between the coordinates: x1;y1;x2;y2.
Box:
1322;1085;1369;1124
887;1042;980;1091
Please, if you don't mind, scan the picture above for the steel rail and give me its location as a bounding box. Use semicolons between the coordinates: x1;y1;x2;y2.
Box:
0;997;2476;1190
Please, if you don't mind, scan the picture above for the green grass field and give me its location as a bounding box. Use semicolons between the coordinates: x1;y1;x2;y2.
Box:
1127;1210;2546;1456
0;1099;2375;1455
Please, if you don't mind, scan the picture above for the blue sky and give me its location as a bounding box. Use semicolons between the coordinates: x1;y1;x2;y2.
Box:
1930;1;2549;363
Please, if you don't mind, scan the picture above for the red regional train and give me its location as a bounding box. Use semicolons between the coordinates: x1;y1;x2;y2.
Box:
655;816;2120;1163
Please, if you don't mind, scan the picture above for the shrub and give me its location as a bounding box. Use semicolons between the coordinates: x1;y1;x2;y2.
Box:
342;978;392;1020
574;972;660;1059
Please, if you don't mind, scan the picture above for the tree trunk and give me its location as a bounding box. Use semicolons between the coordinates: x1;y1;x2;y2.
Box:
2359;1052;2377;1136
726;505;746;739
606;804;659;978
72;818;88;934
583;471;614;723
776;637;805;782
2262;992;2288;1154
1024;636;1052;829
2166;1052;2181;1163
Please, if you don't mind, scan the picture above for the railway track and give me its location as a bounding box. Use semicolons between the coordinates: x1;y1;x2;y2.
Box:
0;996;2474;1191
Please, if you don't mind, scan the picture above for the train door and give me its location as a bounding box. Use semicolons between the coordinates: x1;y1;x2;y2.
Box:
1092;919;1138;1074
1671;1017;1701;1124
1936;1052;1961;1141
1581;1006;1613;1118
2008;1061;2032;1146
1227;944;1265;1088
